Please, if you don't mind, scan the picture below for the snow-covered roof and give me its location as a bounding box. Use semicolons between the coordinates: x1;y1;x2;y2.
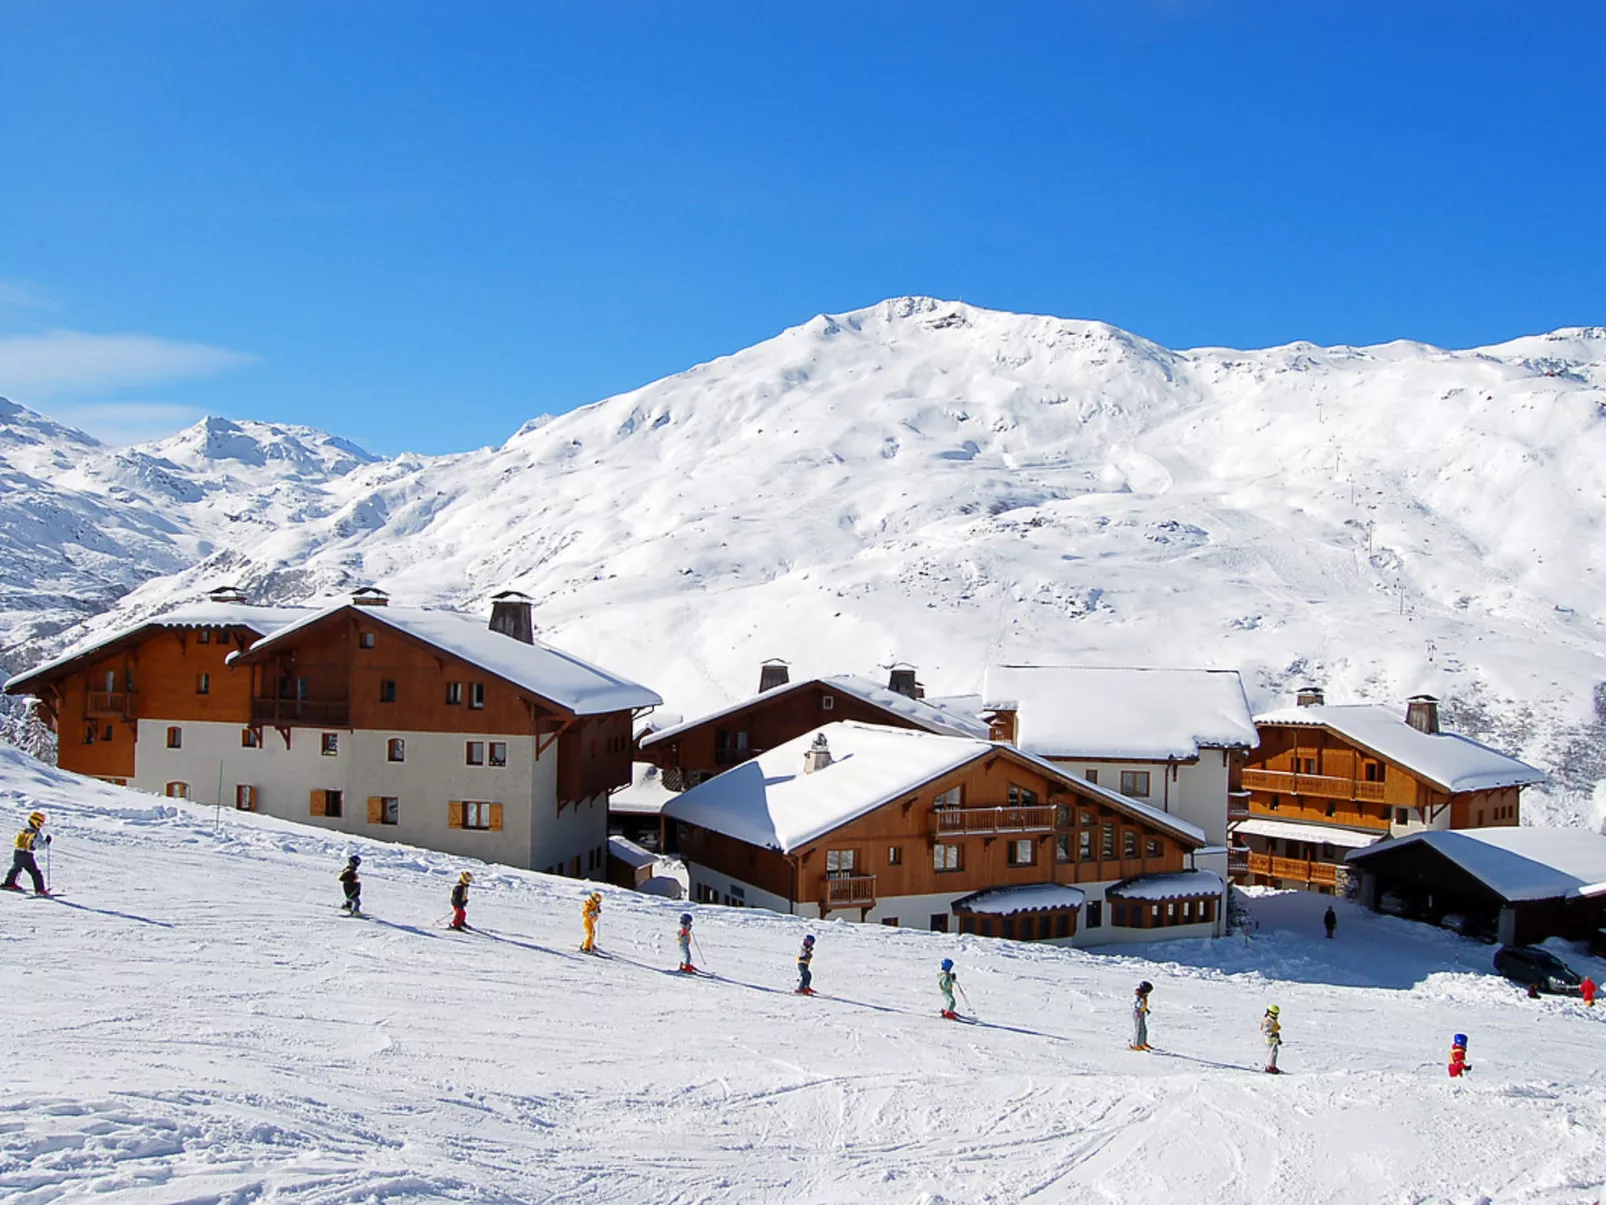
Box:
641;675;990;747
952;883;1087;914
609;763;680;816
1106;869;1226;901
230;603;661;716
1255;704;1545;794
607;834;657;870
661;722;993;852
1233;817;1382;850
983;666;1258;760
5;602;310;693
1346;828;1606;902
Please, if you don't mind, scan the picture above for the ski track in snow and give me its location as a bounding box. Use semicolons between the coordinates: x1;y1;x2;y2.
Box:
1;752;1605;1203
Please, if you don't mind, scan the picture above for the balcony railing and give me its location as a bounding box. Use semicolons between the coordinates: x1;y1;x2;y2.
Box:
85;690;130;717
1228;848;1250;873
1244;852;1342;885
821;874;877;909
932;805;1057;837
253;697;350;727
1243;768;1387;804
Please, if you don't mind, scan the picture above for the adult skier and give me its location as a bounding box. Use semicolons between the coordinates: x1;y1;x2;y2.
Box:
1261;1005;1283;1073
1130;981;1153;1051
581;891;602;953
3;811;50;896
450;871;472;930
677;913;695;972
1323;905;1337;939
339;855;362;916
938;958;959;1019
796;934;816;995
1448;1033;1471;1078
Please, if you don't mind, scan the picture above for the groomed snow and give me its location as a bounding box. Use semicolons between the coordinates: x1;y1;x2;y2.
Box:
5;751;1606;1202
230;602;662;716
1106;869;1226;901
984;666;1257;761
1256;704;1546;794
1348;827;1606;902
953;882;1088;914
1233;817;1383;849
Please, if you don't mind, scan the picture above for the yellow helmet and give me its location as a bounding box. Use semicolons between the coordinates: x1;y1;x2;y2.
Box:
1266;1004;1280;1016
27;812;44;827
589;891;602;901
459;871;473;884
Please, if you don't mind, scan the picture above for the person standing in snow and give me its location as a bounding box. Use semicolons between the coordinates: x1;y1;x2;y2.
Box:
1323;905;1337;939
1261;1005;1283;1073
796;934;816;995
938;958;959;1019
3;811;50;896
581;891;602;953
677;913;695;972
1581;975;1597;1007
450;872;472;930
339;855;362;916
1130;981;1153;1051
1448;1033;1471;1077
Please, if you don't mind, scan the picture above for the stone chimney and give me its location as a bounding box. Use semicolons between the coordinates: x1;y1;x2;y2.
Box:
489;590;535;644
887;665;920;699
803;732;833;774
759;659;790;693
351;586;390;607
207;584;248;605
1406;695;1440;734
1295;686;1325;708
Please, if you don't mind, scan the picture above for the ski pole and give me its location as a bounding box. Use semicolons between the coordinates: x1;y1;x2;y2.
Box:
692;932;709;969
957;982;976;1019
46;840;51;892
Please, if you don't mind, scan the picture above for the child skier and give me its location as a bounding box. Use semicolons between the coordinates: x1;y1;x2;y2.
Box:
677;913;696;972
796;934;816;995
3;811;50;895
1130;981;1153;1051
1581;975;1597;1007
581;891;602;953
938;958;959;1019
1323;905;1337;939
450;871;472;930
1261;1005;1283;1073
339;855;362;916
1448;1033;1471;1078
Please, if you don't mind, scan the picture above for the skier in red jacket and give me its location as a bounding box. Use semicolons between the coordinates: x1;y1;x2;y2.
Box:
1448;1034;1471;1078
1581;975;1597;1007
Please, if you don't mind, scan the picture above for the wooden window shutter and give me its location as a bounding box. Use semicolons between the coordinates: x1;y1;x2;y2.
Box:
367;796;383;824
310;789;325;817
447;801;464;829
489;803;503;832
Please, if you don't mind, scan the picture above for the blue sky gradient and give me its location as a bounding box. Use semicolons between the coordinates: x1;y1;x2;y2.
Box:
1;2;1601;453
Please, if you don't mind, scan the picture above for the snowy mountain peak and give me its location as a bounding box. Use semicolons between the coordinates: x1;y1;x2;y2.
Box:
139;415;379;478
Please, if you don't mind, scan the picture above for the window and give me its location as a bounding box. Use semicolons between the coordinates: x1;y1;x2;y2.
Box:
825;849;857;877
887;845;903;866
1007;838;1036;866
1326;801;1337;817
881;917;898;927
1365;761;1385;783
1123;830;1138;859
387;738;405;763
1080;810;1094;826
1268;794;1281;811
368;796;399;826
241;727;259;748
165;781;190;799
1395;808;1410;825
321;732;339;757
460;801;498;830
489;741;507;767
1084;769;1099;784
466;741;485;766
934;785;964;810
102;725;113;741
359;631;375;649
446;682;463;705
469;682;485;709
196;672;210;695
1078;830;1092;860
1119;770;1151;798
1055;804;1071;828
933;843;963;871
1146;838;1162;859
1166;902;1177;924
1476;809;1484;825
822;694;834;710
1100;822;1115;859
166;726;182;749
83;725;96;744
312;789;344;818
930;913;949;933
1300;757;1317;775
1182;900;1193;923
1086;901;1103;928
379;679;397;703
197;629;211;644
1056;834;1072;863
1007;783;1039;807
235;784;256;811
1112;901;1128;927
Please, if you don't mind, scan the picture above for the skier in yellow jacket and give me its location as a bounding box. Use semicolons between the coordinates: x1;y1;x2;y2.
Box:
581;891;602;953
3;812;50;896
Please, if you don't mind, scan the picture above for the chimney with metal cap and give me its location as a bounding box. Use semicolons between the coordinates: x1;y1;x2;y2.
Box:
887;665;919;699
351;587;390;607
1295;686;1325;708
1406;695;1440;734
803;732;833;774
759;659;790;693
489;590;535;644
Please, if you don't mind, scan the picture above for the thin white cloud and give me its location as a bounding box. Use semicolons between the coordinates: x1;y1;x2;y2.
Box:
44;401;209;447
0;279;55;315
0;329;254;398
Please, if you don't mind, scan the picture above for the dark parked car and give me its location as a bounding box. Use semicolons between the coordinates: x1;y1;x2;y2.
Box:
1493;945;1583;995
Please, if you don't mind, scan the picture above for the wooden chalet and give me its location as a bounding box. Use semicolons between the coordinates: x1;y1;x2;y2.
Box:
1235;690;1545;893
662;720;1223;946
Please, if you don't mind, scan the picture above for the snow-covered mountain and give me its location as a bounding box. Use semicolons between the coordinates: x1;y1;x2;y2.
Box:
6;298;1606;823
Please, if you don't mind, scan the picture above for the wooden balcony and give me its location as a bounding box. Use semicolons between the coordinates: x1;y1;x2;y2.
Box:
1228;848;1250;874
932;805;1057;837
821;874;876;910
1228;792;1251;821
85;690;130;718
1243;768;1387;804
252;697;351;727
1244;851;1341;886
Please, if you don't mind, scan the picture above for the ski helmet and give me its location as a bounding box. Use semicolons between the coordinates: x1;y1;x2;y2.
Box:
941;958;954;971
680;913;693;925
27;811;44;827
1453;1033;1468;1048
348;854;361;866
803;934;815;945
459;871;473;884
1137;980;1153;994
1266;1004;1280;1016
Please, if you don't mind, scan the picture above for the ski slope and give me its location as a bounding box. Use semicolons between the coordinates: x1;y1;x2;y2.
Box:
3;754;1605;1204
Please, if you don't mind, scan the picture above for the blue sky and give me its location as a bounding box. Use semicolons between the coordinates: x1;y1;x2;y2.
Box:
1;2;1601;454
